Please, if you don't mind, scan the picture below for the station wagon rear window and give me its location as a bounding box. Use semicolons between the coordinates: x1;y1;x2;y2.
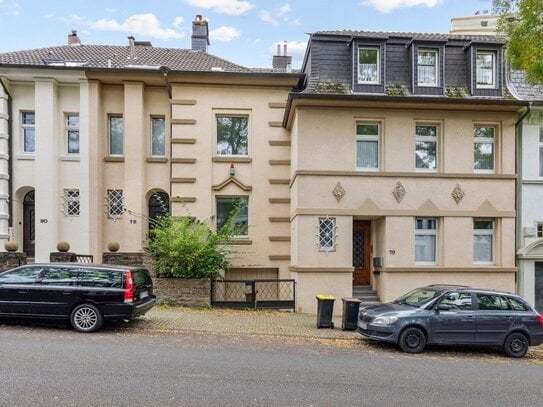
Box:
80;270;123;288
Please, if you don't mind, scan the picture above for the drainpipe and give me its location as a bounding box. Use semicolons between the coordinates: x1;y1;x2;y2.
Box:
0;78;13;231
159;66;173;204
514;102;532;292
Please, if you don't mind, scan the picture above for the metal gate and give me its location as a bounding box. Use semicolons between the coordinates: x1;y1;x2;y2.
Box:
211;279;296;311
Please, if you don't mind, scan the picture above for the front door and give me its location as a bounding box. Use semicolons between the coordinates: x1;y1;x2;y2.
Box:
23;190;35;257
352;221;371;285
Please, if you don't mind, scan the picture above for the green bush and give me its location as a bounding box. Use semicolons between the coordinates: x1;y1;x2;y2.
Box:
145;208;240;279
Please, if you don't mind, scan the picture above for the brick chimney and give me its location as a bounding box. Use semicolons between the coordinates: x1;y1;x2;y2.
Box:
191;15;209;52
68;30;81;46
272;41;292;72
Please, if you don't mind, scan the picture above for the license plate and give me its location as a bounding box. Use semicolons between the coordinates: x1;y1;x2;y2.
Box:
359;322;368;330
140;291;148;299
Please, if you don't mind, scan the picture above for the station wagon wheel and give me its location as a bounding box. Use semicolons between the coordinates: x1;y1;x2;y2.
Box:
399;327;426;354
503;332;529;358
70;304;103;333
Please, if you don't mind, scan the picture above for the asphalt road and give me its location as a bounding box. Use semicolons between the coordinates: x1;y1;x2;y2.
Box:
0;323;542;407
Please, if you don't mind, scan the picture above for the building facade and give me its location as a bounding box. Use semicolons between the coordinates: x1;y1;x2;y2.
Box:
1;21;538;313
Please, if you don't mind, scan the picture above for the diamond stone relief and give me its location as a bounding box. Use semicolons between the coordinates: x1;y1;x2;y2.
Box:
392;182;406;203
451;183;465;204
332;182;346;202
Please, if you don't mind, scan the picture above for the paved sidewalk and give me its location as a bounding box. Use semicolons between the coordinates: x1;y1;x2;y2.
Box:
127;307;359;340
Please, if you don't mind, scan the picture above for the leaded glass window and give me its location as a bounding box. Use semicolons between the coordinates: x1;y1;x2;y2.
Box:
66;114;79;154
22;111;35;153
63;189;80;216
318;217;336;252
107;189;124;218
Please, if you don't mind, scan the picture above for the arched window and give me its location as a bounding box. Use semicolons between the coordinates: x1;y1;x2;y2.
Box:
148;192;169;232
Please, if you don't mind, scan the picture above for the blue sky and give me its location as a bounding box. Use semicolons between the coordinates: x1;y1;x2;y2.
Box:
0;0;494;68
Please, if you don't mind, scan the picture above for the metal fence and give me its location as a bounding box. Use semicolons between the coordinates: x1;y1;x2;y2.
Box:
211;279;296;311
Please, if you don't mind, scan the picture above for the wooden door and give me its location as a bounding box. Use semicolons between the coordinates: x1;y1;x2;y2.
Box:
352;221;371;285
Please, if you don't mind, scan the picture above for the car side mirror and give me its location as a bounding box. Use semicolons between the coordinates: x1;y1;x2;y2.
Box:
436;304;451;311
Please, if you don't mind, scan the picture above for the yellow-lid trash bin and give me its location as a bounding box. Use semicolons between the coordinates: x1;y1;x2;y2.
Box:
316;294;336;329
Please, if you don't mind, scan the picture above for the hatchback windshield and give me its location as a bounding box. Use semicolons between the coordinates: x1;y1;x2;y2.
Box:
394;287;442;307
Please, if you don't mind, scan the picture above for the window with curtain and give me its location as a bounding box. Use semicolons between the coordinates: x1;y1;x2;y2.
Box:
21;111;35;153
356;123;379;170
66;114;79;154
415;218;437;263
476;51;496;88
109;115;123;156
417;49;438;86
474;126;495;172
473;219;494;263
358;48;379;84
151;116;165;156
415;124;437;170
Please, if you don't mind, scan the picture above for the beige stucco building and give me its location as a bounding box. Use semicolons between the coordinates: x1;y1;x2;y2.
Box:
0;21;533;314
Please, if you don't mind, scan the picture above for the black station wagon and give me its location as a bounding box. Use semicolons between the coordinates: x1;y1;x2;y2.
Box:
0;263;156;332
358;285;543;358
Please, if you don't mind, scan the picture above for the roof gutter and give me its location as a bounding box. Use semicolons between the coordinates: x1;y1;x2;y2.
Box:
0;78;12;232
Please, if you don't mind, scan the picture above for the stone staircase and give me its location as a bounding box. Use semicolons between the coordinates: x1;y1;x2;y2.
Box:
352;285;381;307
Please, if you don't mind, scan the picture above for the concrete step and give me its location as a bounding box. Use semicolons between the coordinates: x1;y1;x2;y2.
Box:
352;285;381;306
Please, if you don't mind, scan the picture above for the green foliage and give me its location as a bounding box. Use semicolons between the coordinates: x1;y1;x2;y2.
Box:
494;0;543;83
143;199;243;279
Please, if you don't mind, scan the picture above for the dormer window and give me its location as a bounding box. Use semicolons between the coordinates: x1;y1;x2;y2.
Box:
358;47;380;84
476;51;496;88
417;49;438;86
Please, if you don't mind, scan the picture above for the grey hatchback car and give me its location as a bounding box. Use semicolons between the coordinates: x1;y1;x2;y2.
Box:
357;285;543;357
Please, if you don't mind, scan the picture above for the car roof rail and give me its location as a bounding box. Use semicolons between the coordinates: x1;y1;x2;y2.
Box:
426;284;469;288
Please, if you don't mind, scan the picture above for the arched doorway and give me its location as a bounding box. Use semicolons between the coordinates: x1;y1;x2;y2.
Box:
148;191;170;235
23;190;35;257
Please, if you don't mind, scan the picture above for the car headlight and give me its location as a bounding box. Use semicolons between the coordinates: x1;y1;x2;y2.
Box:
372;316;399;325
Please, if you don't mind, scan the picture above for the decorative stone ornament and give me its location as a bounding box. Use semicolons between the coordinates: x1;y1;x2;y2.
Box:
107;242;120;252
4;241;18;252
392;182;406;203
332;182;346;202
57;241;70;252
451;183;465;204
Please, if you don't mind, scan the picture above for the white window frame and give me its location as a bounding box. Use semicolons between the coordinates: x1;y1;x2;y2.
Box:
150;116;166;157
415;218;437;265
539;126;543;177
65;113;79;155
473;219;494;264
62;189;80;217
106;189;124;219
415;124;438;172
417;49;439;87
476;50;496;89
474;125;495;173
358;47;380;85
537;222;543;239
215;113;249;157
21;111;35;154
318;217;337;252
108;115;123;156
356;122;380;171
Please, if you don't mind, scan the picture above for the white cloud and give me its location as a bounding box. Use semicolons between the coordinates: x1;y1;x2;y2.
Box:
259;3;299;27
173;16;184;29
209;26;240;42
363;0;441;13
90;13;183;40
258;10;278;27
185;0;254;15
